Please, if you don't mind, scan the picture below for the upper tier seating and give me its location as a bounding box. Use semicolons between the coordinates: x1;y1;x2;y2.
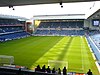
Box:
38;21;83;28
0;19;23;26
0;27;24;33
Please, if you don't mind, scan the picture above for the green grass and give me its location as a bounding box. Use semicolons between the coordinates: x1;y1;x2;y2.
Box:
0;36;99;75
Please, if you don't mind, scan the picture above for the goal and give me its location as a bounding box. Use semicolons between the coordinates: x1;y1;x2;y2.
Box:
0;55;14;65
48;60;68;70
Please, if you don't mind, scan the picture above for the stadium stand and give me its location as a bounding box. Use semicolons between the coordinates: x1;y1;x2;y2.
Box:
0;26;24;33
0;17;30;42
34;21;85;36
91;34;100;49
87;30;100;51
38;21;83;28
87;36;100;65
0;31;30;42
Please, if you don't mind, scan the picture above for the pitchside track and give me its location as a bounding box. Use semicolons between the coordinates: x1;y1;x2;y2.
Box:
0;36;99;75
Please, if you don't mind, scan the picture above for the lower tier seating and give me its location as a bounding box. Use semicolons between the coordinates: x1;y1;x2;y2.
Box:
34;30;85;36
0;31;30;42
87;36;100;65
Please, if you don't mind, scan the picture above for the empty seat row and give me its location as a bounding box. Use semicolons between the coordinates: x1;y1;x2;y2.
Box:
38;22;84;28
0;19;24;26
87;36;100;64
0;27;24;33
34;30;85;36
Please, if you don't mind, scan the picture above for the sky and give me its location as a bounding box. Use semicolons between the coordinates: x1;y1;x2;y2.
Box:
0;1;100;19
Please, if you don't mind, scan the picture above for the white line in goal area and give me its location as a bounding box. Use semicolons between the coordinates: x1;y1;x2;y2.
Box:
0;55;14;65
48;60;68;70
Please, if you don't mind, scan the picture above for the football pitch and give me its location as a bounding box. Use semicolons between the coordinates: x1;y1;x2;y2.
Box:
0;36;99;75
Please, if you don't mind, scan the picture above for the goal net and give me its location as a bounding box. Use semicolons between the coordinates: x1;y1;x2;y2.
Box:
0;55;14;65
48;60;68;70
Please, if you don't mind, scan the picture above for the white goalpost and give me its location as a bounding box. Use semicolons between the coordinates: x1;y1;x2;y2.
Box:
48;60;68;70
0;55;14;65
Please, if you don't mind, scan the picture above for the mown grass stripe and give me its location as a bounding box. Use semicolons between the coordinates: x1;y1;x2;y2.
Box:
31;37;70;69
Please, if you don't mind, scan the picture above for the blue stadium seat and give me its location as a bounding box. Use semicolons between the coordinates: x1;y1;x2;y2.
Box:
34;21;84;36
87;36;100;62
